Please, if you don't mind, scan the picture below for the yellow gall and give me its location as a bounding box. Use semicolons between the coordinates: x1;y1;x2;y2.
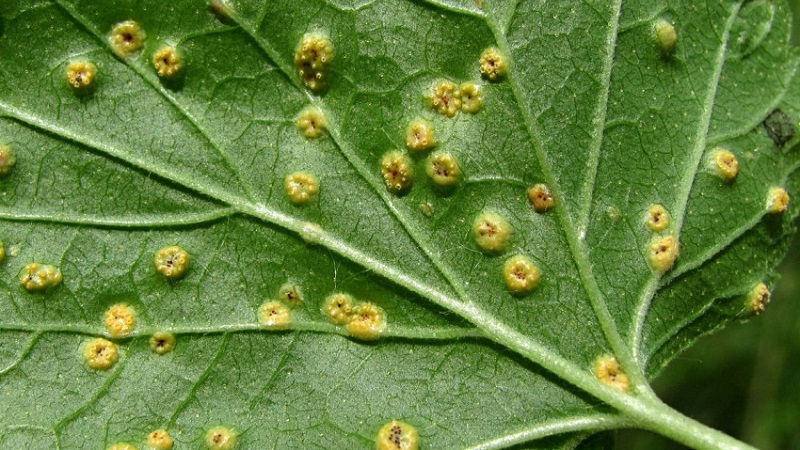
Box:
84;338;118;370
473;211;511;254
205;426;236;450
149;332;176;355
104;304;136;337
594;355;629;392
0;145;16;175
381;151;414;194
154;245;189;280
294;33;334;91
284;171;319;205
647;235;679;272
376;420;419;450
345;302;387;340
428;80;461;117
527;184;554;213
109;20;146;58
147;429;174;450
479;47;507;81
277;283;303;306
405;119;435;152
19;263;62;292
0;241;5;263
66;61;97;89
711;149;738;181
153;46;182;78
746;282;770;315
258;300;291;330
108;444;138;450
502;255;540;294
425;151;460;187
459;82;482;113
295;105;327;138
419;202;433;217
654;19;677;54
766;187;789;214
299;222;324;244
323;293;355;325
646;204;670;232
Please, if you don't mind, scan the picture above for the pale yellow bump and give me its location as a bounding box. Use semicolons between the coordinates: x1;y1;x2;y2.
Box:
284;171;319;205
19;263;62;292
381;151;414;194
258;300;291;330
747;282;770;315
84;337;118;370
109;20;146;57
277;283;303;306
66;61;97;89
346;302;386;340
459;82;482;113
376;420;419;450
205;426;236;450
323;293;355;325
711;149;738;181
502;255;540;294
153;46;182;78
295;106;327;138
154;245;189;280
146;429;174;450
527;184;554;213
654;19;677;54
766;187;789;214
419;202;433;217
149;332;176;355
104;304;136;337
647;235;679;272
594;355;629;392
472;211;511;254
428;80;461;117
479;47;507;81
0;145;16;175
405;118;435;152
294;33;334;91
0;241;5;264
425;151;460;187
108;444;138;450
299;222;324;244
646;204;670;232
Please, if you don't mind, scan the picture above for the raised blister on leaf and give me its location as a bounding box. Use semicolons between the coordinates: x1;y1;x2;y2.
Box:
428;80;461;117
294;33;333;91
376;420;419;450
654;19;677;54
295;105;327;138
766;187;789;214
502;255;540;294
746;282;770;315
346;302;386;340
205;426;236;449
84;338;118;370
459;83;482;113
479;47;506;81
425;151;460;188
284;171;319;205
149;332;176;355
277;283;303;306
405;118;435;152
147;429;174;450
473;211;511;254
108;444;137;450
154;245;189;280
19;263;62;291
104;304;136;337
258;301;291;329
323;293;355;325
208;0;234;23
299;222;324;244
109;20;146;57
153;46;182;78
66;61;97;90
0;144;15;175
594;355;629;392
646;204;670;232
381;151;413;194
647;235;679;272
527;184;554;213
710;149;738;182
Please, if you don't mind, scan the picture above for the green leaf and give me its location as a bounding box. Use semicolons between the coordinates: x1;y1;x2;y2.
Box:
0;0;797;449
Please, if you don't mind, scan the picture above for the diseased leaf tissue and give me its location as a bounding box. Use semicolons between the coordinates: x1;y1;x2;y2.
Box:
0;0;798;449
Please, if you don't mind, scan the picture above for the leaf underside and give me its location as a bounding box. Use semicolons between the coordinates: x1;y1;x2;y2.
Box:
0;0;798;449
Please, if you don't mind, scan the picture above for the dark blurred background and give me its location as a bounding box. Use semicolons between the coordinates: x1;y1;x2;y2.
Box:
618;2;800;448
